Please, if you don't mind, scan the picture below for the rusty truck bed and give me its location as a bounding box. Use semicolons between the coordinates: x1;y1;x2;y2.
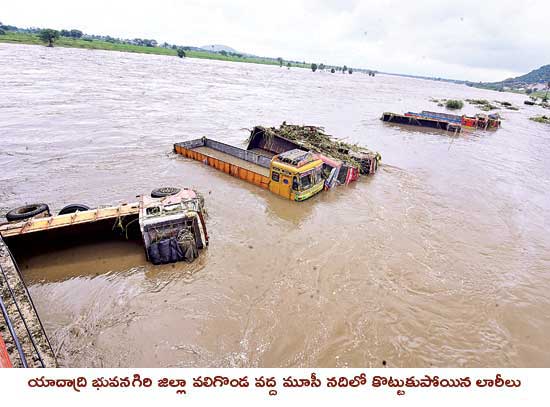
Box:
174;138;271;189
0;203;140;238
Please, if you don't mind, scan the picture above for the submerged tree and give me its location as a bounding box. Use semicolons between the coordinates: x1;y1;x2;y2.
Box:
39;29;60;47
177;48;186;58
349;68;353;74
445;99;464;110
311;63;318;72
342;65;347;73
331;68;335;73
287;62;291;69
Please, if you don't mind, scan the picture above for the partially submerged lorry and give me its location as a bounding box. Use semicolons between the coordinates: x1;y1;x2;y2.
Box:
174;138;325;201
174;123;380;201
0;187;208;367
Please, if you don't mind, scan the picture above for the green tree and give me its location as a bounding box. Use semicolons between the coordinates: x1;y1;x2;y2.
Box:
319;63;325;70
177;48;186;58
277;57;283;67
39;29;60;47
70;29;83;38
343;65;347;73
311;63;318;72
220;50;227;56
287;62;291;69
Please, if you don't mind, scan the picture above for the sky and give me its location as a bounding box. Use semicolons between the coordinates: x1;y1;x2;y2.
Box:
2;0;549;82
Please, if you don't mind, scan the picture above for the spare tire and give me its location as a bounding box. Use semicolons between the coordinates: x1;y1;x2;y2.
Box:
58;204;91;215
151;187;181;198
6;203;50;222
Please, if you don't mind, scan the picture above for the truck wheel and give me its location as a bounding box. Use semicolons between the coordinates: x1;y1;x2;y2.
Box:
151;187;181;198
5;203;50;222
58;204;91;215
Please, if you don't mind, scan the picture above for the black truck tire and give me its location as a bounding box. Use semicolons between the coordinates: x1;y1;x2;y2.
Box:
58;204;91;215
151;187;181;198
5;203;50;222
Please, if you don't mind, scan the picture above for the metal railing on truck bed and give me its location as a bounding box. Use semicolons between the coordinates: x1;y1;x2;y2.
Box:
174;138;271;189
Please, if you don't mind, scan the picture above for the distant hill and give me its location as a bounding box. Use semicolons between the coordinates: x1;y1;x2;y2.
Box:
200;44;238;53
472;64;550;91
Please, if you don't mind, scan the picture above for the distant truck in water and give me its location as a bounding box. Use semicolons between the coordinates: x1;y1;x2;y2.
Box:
381;110;501;133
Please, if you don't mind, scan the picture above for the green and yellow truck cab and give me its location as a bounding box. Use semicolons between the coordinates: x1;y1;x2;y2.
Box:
268;149;324;201
174;139;325;202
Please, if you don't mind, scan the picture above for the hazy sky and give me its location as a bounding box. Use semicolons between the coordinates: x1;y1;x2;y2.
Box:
2;0;549;81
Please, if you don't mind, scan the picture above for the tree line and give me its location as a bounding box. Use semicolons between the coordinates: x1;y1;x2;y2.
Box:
310;63;376;76
1;22;379;72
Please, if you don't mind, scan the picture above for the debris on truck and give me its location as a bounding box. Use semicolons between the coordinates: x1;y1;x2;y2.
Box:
246;123;380;176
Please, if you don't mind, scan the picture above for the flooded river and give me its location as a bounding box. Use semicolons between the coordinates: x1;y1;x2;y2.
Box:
1;43;549;367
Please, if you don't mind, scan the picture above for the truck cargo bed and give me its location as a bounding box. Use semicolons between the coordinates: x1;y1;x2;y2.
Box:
174;138;271;189
193;146;270;176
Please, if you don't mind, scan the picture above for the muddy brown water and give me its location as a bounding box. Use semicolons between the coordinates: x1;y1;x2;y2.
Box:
1;43;549;367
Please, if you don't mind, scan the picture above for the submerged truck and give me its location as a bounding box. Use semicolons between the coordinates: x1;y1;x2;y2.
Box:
174;124;380;202
0;187;208;367
174;138;325;201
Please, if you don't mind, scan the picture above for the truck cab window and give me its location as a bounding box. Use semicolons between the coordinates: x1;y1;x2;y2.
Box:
301;174;312;189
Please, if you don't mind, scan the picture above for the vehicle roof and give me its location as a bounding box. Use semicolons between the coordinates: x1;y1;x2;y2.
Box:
272;149;324;174
272;158;323;174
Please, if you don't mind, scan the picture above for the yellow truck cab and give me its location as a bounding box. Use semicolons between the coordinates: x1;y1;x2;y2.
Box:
269;149;324;201
174;139;325;202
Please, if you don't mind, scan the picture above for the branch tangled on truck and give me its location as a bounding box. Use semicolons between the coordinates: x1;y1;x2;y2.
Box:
247;122;381;173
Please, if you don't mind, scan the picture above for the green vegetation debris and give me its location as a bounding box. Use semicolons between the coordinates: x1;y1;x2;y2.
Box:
445;99;464;110
529;115;550;124
248;123;380;169
466;99;500;111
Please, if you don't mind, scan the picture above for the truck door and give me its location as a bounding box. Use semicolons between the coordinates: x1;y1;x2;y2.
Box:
279;175;292;199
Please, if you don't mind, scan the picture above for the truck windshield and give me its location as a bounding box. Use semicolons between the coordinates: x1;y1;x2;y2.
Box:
300;174;313;190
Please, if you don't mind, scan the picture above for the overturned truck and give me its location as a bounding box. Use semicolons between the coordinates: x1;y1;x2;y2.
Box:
0;187;208;368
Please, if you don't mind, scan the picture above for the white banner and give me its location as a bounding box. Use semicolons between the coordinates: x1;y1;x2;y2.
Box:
0;368;543;406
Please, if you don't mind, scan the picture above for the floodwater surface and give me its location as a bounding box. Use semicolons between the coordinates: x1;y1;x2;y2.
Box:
1;43;549;367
